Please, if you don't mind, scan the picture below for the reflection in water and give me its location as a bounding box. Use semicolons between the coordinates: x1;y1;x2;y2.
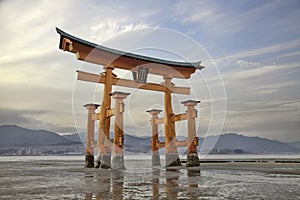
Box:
84;168;201;199
166;169;180;200
84;173;93;200
187;169;201;199
111;170;124;200
152;169;160;200
95;171;111;199
84;193;92;200
84;170;126;200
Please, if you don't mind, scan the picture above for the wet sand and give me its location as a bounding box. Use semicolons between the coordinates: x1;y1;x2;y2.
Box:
200;162;300;175
0;156;299;199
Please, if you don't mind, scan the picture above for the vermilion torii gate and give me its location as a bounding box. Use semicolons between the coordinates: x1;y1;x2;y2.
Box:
56;28;204;169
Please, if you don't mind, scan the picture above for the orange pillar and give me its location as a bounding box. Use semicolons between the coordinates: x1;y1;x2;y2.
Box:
111;91;130;169
147;109;162;166
97;66;114;169
181;100;200;167
163;76;181;167
84;103;100;168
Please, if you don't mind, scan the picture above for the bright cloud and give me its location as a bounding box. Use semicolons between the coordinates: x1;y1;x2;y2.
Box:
90;22;148;43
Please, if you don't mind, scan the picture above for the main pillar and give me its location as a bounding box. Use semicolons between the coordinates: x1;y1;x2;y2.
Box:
163;76;181;167
97;66;114;169
182;100;200;167
84;103;100;168
111;91;130;169
147;109;162;166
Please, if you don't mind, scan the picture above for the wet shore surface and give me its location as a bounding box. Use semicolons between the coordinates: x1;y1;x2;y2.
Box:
0;156;299;199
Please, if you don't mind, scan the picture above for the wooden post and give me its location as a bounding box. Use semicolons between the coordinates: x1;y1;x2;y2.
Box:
84;103;100;168
163;76;181;167
111;91;130;169
97;66;114;169
181;100;200;167
147;109;162;166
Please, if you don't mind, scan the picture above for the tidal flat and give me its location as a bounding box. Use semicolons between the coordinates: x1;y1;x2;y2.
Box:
0;155;299;200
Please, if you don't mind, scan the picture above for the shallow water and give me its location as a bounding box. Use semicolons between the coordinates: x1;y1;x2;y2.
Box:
0;155;299;200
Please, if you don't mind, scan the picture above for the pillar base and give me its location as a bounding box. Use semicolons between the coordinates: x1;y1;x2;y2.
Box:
85;154;94;168
95;159;100;168
100;154;111;169
186;154;200;167
152;152;161;166
166;153;182;167
112;154;125;169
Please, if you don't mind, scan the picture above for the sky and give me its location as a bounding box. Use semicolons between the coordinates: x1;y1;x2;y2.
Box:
0;0;299;142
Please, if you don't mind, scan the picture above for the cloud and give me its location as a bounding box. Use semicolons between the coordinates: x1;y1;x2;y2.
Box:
90;22;148;43
0;1;157;134
243;80;300;94
0;108;77;133
229;63;298;80
0;82;79;132
279;50;300;59
0;0;72;53
225;39;300;59
210;53;300;142
0;0;299;142
172;0;300;38
223;120;300;142
171;1;248;35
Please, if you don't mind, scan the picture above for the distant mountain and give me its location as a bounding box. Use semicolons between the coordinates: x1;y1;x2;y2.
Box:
1;125;299;154
287;141;300;150
124;134;151;153
199;133;300;153
0;125;76;147
62;132;152;153
62;132;300;154
62;133;82;143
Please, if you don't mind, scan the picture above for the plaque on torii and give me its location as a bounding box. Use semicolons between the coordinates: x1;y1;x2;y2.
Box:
56;28;204;168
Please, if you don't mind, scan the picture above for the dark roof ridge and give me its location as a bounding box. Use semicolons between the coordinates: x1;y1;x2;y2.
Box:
56;27;204;69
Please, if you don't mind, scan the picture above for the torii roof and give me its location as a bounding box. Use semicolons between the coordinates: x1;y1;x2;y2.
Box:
56;28;204;79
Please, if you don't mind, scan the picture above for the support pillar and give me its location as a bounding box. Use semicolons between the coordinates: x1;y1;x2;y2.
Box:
97;66;114;169
147;109;162;166
182;100;200;167
111;91;130;169
163;76;181;167
84;103;100;168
